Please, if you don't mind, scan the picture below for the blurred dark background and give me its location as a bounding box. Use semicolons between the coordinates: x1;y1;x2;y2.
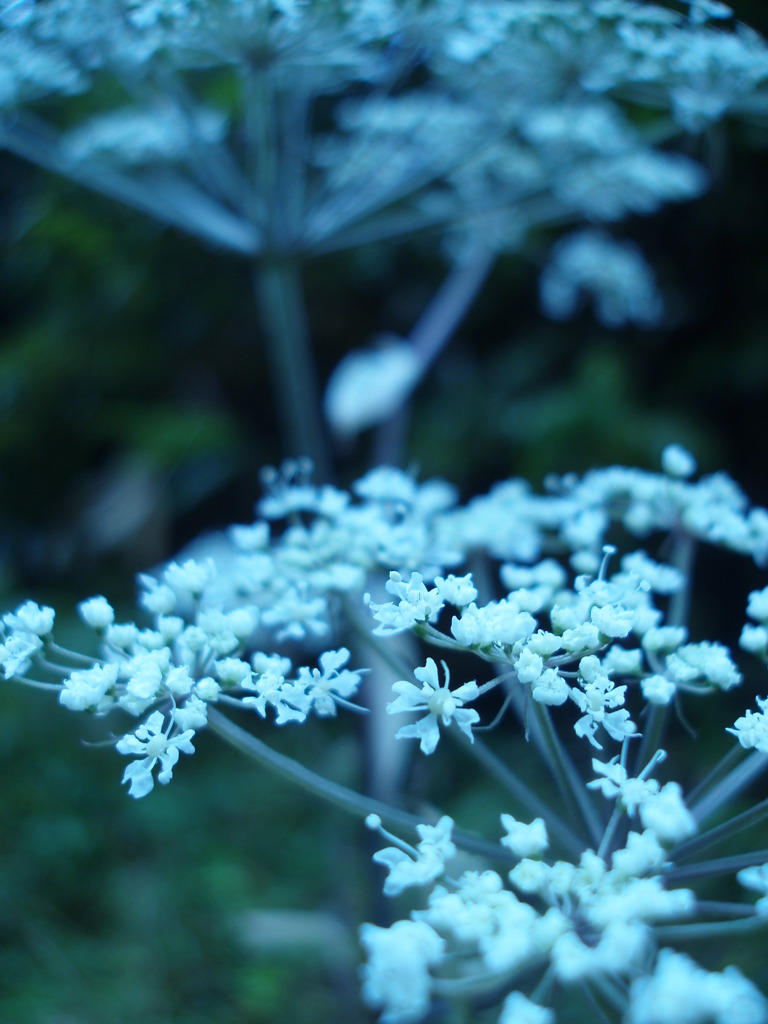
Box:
2;3;768;1021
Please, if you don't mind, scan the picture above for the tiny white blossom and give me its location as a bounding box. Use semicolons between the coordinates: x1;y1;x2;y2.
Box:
60;663;119;713
194;676;220;702
639;782;697;844
77;595;115;630
116;710;196;799
500;814;548;857
174;695;208;731
621;551;685;594
366;571;443;637
627;950;768;1024
661;444;697;479
737;863;768;915
137;574;177;615
241;664;308;724
515;647;544;684
642;626;688;654
373;816;456;896
214;657;252;686
499;992;555;1024
0;633;43;678
591;603;636;638
4;600;55;637
296;648;362;716
740;624;768;656
360;919;444;1024
433;573;477;607
388;658;479;755
163;558;216;597
603;646;643;676
532;667;570;706
165;665;195;697
747;587;768;623
611;831;667;878
588;757;659;815
666;641;742;690
641;674;677;705
728;696;768;753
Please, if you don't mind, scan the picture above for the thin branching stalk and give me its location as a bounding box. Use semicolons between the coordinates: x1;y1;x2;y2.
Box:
206;707;512;864
450;731;584;858
530;700;603;846
691;750;768;824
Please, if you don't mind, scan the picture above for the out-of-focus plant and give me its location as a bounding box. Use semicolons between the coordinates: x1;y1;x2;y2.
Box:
3;0;768;471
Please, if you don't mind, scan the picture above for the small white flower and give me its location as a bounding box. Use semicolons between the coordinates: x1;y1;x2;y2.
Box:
602;646;643;675
116;710;196;798
639;782;697;844
137;574;177;615
531;667;570;706
737;863;768;915
642;626;688;654
163;558;216;597
500;814;548;857
360;919;444;1024
666;641;742;691
591;603;635;638
388;658;479;755
661;444;697;479
366;571;443;637
4;600;55;637
297;647;362;717
214;657;252;686
77;596;115;630
515;647;544;684
165;665;195;697
194;676;220;702
434;573;478;608
627;950;768;1024
373;817;456;896
241;664;308;724
747;587;768;623
174;695;208;731
740;624;768;656
728;696;768;753
0;633;43;679
59;663;119;713
641;674;677;705
499;992;555;1024
325;339;421;438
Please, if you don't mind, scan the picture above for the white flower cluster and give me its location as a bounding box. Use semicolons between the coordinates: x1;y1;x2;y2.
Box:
0;563;363;796
362;797;715;1024
3;0;768;282
4;446;768;1021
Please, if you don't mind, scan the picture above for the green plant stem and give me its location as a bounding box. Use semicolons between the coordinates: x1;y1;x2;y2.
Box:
15;676;63;692
206;707;512;864
674;796;768;862
450;731;584;858
530;700;602;846
687;743;745;807
340;596;415;681
655;915;766;942
0;115;259;255
666;848;768;883
372;247;494;467
253;258;331;478
635;531;696;774
691;750;768;824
